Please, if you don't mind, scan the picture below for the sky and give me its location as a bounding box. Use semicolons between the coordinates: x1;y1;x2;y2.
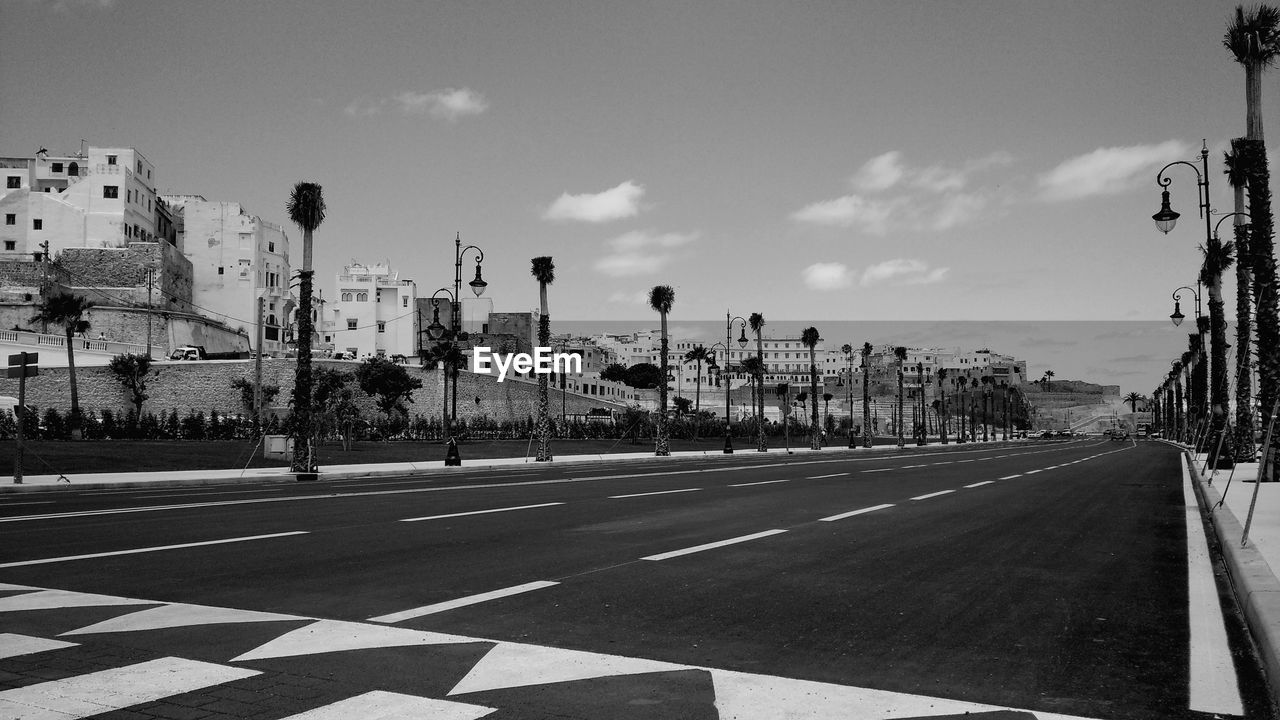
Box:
1;0;1277;396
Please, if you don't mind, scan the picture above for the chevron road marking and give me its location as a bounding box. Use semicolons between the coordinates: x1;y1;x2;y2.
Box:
231;619;475;662
279;690;495;720
0;588;154;612
61;603;301;636
0;633;77;659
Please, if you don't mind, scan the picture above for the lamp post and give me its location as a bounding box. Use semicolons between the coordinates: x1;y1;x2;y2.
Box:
425;287;461;433
916;362;926;446
1001;381;1009;440
426;234;488;433
844;347;857;448
723;313;749;453
1154;142;1231;464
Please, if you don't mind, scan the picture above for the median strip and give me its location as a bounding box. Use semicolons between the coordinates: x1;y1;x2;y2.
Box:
641;529;787;561
818;504;895;522
910;490;955;501
400;502;564;522
367;581;560;623
0;531;310;568
609;488;701;499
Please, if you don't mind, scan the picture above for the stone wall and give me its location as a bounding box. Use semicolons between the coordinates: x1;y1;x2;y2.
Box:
0;359;630;421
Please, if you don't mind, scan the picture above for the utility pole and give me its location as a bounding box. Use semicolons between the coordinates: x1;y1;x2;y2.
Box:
254;296;265;432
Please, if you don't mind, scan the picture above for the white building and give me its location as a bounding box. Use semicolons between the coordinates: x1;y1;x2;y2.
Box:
162;196;293;356
326;261;417;359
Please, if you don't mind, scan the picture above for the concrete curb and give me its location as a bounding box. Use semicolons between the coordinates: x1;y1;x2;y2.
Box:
0;437;1037;493
1188;450;1280;708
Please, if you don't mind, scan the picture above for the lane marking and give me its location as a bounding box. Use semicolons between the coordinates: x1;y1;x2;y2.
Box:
609;488;701;499
368;581;560;623
401;502;563;522
901;464;927;469
642;529;787;561
806;473;849;479
0;532;309;568
1024;469;1042;475
910;490;955;501
964;481;995;488
0;657;259;718
999;474;1022;480
861;468;894;474
818;504;895;522
729;479;790;487
957;459;975;463
932;461;954;465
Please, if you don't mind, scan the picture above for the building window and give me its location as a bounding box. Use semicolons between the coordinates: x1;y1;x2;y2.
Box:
51;163;63;173
377;322;386;333
4;214;13;225
341;292;352;302
347;319;358;330
268;241;275;253
356;292;368;302
107;155;117;165
136;160;142;173
103;185;118;199
6;176;19;188
4;241;13;251
402;297;408;308
217;266;224;275
32;219;42;230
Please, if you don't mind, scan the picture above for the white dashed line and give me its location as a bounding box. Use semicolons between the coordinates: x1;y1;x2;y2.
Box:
910;490;955;501
642;530;787;561
806;473;850;479
999;474;1022;480
818;504;895;522
1024;470;1042;475
401;503;564;522
368;581;560;622
609;488;701;499
0;532;310;568
965;481;995;488
729;479;790;487
861;468;894;473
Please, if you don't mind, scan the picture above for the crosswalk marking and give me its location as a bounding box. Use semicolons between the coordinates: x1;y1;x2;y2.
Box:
63;602;301;636
0;633;76;660
232;619;475;662
0;657;258;720
279;690;495;719
0;589;154;612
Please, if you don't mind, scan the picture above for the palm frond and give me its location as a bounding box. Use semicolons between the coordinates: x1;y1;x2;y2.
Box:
800;326;820;348
748;312;765;332
648;285;675;313
286;182;327;232
1225;4;1280;66
530;256;555;284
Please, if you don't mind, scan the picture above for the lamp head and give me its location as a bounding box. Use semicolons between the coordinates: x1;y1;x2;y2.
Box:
737;328;748;348
468;263;487;296
1152;189;1179;234
1169;300;1185;327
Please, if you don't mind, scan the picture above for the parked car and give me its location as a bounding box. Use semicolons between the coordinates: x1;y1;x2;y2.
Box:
170;345;206;361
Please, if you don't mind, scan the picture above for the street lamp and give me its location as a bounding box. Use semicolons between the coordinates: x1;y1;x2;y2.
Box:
1169;285;1201;328
916;362;926;446
722;313;748;453
842;347;857;448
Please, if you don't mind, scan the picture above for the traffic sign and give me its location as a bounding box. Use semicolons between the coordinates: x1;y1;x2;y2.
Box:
6;365;37;379
8;352;37;366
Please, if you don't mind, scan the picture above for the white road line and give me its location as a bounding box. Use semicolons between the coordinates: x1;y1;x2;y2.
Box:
999;474;1022;480
964;481;995;488
1182;456;1244;714
642;529;787;561
861;468;894;473
910;490;955;501
401;502;564;522
0;532;309;568
957;459;975;463
2;501;55;506
806;473;849;479
900;464;927;469
729;479;790;487
932;461;954;465
1024;469;1042;475
609;488;701;499
818;504;894;522
368;581;560;623
0;657;258;719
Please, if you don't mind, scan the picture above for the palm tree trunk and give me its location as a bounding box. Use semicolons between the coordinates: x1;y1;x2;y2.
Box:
656;314;670;456
64;325;81;439
535;295;552;461
1206;246;1231;465
808;351;819;450
862;362;871;448
755;333;767;451
290;266;315;473
1234;180;1256;460
1243;138;1279;473
896;363;905;448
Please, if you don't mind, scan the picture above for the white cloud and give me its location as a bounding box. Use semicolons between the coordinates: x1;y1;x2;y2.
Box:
594;229;699;277
1038;140;1189;201
853;152;906;191
396;88;489;121
545;181;645;223
790;195;901;235
860;259;949;286
344;88;489;121
931;192;989;231
802;262;853;290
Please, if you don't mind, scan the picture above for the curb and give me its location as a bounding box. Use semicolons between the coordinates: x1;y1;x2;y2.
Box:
1188;450;1280;708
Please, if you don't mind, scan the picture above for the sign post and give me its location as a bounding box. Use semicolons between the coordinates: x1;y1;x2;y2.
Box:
9;352;37;483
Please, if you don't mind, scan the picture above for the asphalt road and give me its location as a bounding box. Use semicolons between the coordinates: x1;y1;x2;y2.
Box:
0;438;1274;719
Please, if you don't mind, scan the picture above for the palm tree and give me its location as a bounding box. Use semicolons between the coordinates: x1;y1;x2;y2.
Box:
1123;391;1143;415
894;346;907;448
683;345;710;416
1200;210;1236;466
285;181;326;475
861;342;872;447
1042;370;1055;393
740;355;762;433
801;326;821;450
936;368;949;444
31;292;91;439
649;285;675;456
1227;5;1280;468
531;256;555;461
749;312;767;451
1227;141;1257;461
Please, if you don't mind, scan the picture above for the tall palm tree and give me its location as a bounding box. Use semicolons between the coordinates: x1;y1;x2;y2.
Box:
31;292;91;439
531;256;555;461
801;327;821;450
1226;141;1256;461
841;343;854;446
894;346;907;448
741;355;762;432
1043;370;1055;393
649;285;675;456
683;346;710;416
1227;5;1280;467
1123;391;1143;415
285;181;326;475
1198;240;1235;463
861;342;872;447
749;312;767;451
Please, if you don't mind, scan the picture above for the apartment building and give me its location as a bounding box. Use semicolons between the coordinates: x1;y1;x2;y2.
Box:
326;261;417;359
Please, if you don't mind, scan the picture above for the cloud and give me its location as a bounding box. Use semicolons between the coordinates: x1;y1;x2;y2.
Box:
860;259;949;286
1038;140;1190;201
793;151;1012;235
344;88;489;121
594;229;699;277
802;262;853;290
545;181;645;223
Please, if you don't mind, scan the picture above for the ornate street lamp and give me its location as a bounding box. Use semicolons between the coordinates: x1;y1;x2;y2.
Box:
721;313;749;453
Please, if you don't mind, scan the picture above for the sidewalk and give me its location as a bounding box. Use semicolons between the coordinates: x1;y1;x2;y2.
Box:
1189;447;1280;708
0;441;923;493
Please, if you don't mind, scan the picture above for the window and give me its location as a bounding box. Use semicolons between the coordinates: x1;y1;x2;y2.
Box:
136;160;142;173
4;241;13;251
356;292;368;302
51;163;63;173
107;155;117;165
340;292;352;302
32;219;41;230
127;190;132;203
268;241;275;253
347;319;358;330
402;297;408;308
218;266;224;275
103;186;118;199
6;176;19;188
4;214;13;225
377;322;386;333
